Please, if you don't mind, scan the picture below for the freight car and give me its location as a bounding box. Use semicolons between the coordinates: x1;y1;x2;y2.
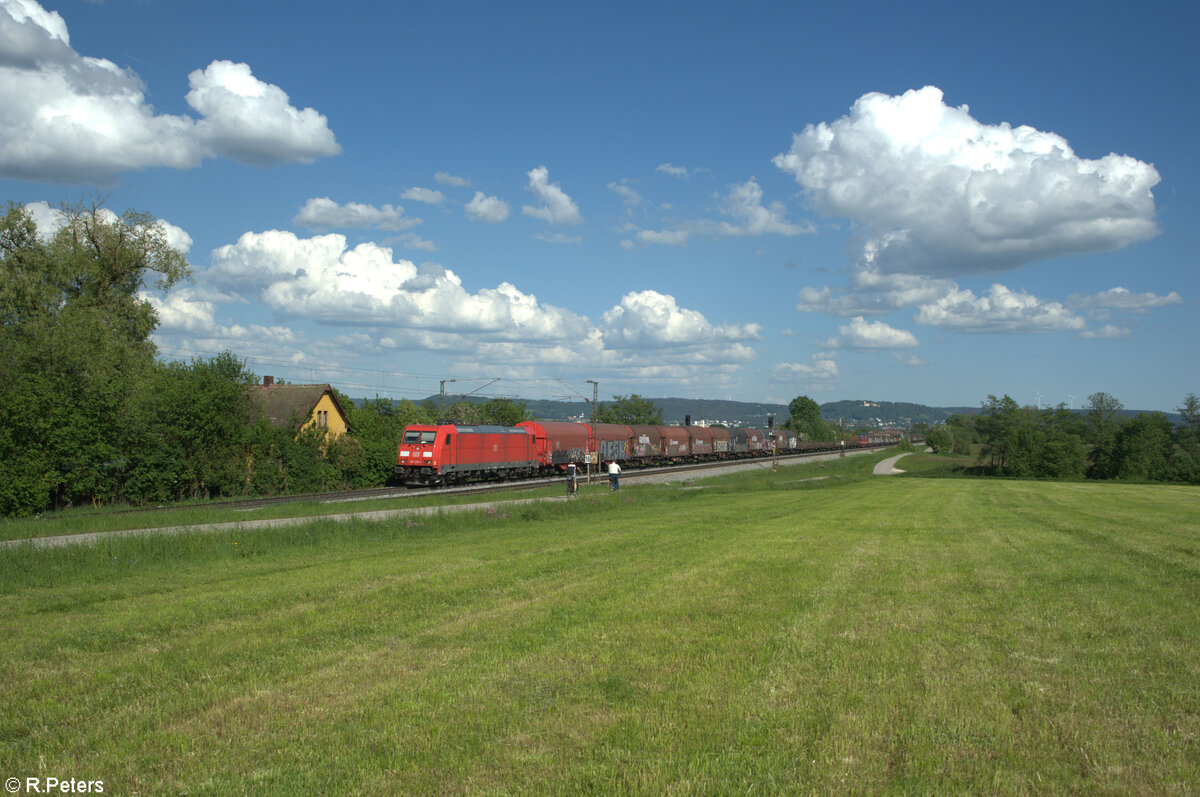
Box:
397;420;906;487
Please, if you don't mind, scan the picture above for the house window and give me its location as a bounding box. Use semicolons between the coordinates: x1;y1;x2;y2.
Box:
317;410;328;428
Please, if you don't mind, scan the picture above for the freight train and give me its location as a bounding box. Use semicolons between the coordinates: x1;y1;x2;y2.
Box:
396;420;903;487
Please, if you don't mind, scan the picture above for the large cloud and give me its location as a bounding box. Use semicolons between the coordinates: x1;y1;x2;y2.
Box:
0;1;339;182
209;230;587;343
200;231;764;380
185;60;339;166
774;86;1160;277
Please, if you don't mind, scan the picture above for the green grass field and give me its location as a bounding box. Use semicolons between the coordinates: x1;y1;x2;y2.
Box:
2;457;1198;794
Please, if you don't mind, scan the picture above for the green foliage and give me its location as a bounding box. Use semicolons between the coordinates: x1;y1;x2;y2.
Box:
123;352;262;503
440;397;530;427
784;394;836;441
595;394;665;425
0;200;191;515
925;427;954;454
976;396;1085;478
945;413;976;455
343;396;433;486
1088;411;1179;482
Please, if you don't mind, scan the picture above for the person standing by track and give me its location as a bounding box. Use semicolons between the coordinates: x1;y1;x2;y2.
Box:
566;462;578;496
607;459;622;491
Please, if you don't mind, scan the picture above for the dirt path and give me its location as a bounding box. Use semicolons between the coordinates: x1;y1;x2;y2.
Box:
873;452;912;475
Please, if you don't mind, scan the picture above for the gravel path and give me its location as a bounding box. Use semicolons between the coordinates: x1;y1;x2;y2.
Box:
873;452;913;475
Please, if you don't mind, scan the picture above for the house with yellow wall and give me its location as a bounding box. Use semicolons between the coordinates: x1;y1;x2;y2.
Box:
252;376;350;437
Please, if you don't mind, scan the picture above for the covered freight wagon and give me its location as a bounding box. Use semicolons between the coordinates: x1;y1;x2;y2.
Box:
516;420;589;469
627;425;662;460
587;423;633;463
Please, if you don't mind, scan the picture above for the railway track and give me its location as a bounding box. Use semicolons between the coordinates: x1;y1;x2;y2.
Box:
147;444;892;513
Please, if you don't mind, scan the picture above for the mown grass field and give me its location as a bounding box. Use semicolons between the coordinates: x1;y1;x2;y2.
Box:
2;456;1198;794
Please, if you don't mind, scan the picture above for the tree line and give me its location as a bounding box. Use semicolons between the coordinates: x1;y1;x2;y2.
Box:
921;392;1199;483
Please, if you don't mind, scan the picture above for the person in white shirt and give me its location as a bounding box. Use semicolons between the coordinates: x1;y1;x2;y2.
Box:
607;460;622;491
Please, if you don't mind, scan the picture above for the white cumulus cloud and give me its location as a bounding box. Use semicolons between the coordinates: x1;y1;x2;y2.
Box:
465;191;510;223
774;354;838;380
1066;286;1183;312
796;271;956;316
600;290;761;349
293;197;419;231
434;171;470;187
521;166;582;225
185;60;339;166
0;1;338;182
209;230;590;342
707;178;810;237
774;86;1160;277
915;283;1086;333
829;316;919;349
401;187;445;205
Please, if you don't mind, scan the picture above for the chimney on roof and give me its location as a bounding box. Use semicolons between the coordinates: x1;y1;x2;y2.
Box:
264;375;274;386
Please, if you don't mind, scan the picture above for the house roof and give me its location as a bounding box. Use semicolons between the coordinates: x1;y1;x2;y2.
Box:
251;383;350;430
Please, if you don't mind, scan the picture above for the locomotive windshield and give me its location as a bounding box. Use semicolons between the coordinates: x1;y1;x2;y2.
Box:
403;430;438;444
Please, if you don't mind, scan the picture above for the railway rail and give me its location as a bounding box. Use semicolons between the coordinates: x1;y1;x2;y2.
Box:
105;442;896;515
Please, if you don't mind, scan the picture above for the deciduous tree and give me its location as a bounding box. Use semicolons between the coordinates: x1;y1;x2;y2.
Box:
595;394;665;425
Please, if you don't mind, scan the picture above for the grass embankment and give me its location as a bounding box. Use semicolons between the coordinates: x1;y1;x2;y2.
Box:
0;482;574;543
1;463;1197;794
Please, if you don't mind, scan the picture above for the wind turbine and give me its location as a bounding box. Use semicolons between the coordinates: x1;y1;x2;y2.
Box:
1034;390;1044;410
1067;393;1075;410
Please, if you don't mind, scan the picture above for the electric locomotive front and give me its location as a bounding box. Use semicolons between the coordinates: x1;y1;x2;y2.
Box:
396;424;538;486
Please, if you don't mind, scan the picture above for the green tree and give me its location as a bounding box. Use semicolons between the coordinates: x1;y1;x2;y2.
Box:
0;200;190;514
1174;393;1200;483
595;394;665;425
437;398;528;427
946;413;976;455
925;427;954;454
123;352;262;503
479;398;530;427
1084;391;1124;444
343;396;433;486
784;395;835;440
976;397;1085;478
976;395;1026;473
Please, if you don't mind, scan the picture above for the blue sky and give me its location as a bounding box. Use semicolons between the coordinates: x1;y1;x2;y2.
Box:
3;0;1196;412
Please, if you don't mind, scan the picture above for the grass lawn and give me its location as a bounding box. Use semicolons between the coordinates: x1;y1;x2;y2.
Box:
1;463;1197;794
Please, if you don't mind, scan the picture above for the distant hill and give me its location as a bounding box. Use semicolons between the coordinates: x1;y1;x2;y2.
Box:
819;400;962;428
428;395;788;427
356;394;1180;429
